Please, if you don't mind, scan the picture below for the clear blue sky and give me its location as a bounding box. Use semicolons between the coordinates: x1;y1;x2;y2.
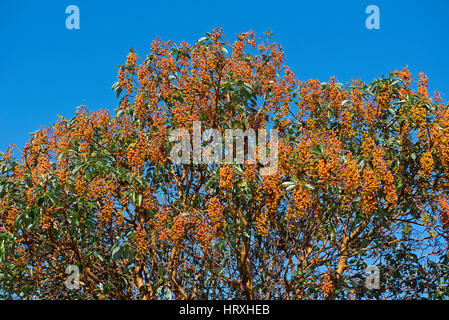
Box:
0;0;448;151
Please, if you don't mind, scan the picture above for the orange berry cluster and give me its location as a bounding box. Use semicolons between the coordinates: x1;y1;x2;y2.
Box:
135;224;149;253
420;150;434;179
207;197;224;234
219;165;234;191
439;198;449;231
361;167;380;214
321;273;334;297
256;213;268;237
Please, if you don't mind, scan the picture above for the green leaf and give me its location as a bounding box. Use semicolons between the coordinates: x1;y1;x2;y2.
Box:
311;143;324;155
137;194;143;207
111;244;132;262
328;221;336;241
302;182;315;191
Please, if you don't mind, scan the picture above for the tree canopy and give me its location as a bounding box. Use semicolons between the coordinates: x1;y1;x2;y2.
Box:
1;29;449;299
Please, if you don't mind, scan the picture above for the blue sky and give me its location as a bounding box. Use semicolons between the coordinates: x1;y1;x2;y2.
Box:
0;0;448;151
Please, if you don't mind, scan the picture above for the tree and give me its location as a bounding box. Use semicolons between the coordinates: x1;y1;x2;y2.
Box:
1;28;449;299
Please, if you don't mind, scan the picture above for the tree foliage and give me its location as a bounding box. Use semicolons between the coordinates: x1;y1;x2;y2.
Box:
1;29;449;299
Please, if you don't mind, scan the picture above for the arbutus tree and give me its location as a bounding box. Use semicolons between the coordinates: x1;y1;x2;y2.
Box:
1;29;449;299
